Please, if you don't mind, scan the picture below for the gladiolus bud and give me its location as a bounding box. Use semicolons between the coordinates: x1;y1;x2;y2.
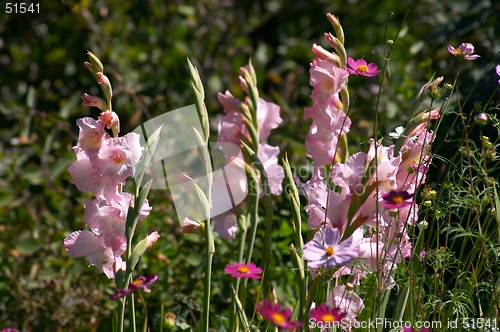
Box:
475;113;488;126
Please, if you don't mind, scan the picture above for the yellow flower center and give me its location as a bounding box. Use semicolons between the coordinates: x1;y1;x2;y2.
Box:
271;312;286;324
321;313;336;322
132;279;144;286
325;246;335;256
237;265;250;274
391;195;404;204
455;48;461;54
356;65;368;73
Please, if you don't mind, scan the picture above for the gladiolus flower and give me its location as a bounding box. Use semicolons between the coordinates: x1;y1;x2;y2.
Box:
346;57;380;77
380;190;414;209
447;43;480;61
111;274;158;300
256;299;302;330
224;262;262;279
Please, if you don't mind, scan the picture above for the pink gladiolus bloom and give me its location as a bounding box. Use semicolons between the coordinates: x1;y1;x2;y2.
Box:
212;212;238;239
310;59;349;100
63;230;125;279
309;304;346;323
95;133;143;185
75;117;106;154
380;190;414;209
346;58;380;77
303;227;359;269
447;43;480;60
111;274;158;300
256;299;303;330
224;262;262;279
496;64;500;84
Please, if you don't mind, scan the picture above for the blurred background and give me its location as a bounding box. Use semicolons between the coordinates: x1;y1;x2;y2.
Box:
1;0;499;330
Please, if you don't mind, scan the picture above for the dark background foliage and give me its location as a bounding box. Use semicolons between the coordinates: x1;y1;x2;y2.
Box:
1;0;499;330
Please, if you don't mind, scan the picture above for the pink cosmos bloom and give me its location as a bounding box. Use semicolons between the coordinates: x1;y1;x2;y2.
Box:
63;230;125;279
346;58;380;77
98;110;119;129
224;262;262;279
496;64;500;84
95;133;143;185
1;329;20;332
380;190;414;209
303;227;359;269
111;274;158;300
256;299;302;330
447;43;480;60
309;304;346;323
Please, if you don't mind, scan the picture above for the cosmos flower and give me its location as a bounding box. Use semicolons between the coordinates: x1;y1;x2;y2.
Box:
224;262;262;279
256;299;302;330
309;304;346;323
303;227;359;269
111;274;158;300
380;190;414;209
346;57;380;77
447;43;480;61
496;64;500;84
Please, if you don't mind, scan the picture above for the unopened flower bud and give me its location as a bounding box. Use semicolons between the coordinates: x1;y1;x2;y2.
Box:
486;149;496;160
475;113;488;126
98;110;119;129
87;50;104;73
96;72;113;106
421;186;437;200
81;93;107;112
427;76;443;100
164;312;176;329
486;176;497;185
418;220;428;229
444;83;453;89
311;43;341;66
423;200;432;207
387;39;394;45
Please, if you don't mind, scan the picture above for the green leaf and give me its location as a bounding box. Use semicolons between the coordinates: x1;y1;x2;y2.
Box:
16;239;42;256
127;234;150;272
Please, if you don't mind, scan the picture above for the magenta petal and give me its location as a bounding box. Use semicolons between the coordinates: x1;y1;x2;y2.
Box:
347;57;357;69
